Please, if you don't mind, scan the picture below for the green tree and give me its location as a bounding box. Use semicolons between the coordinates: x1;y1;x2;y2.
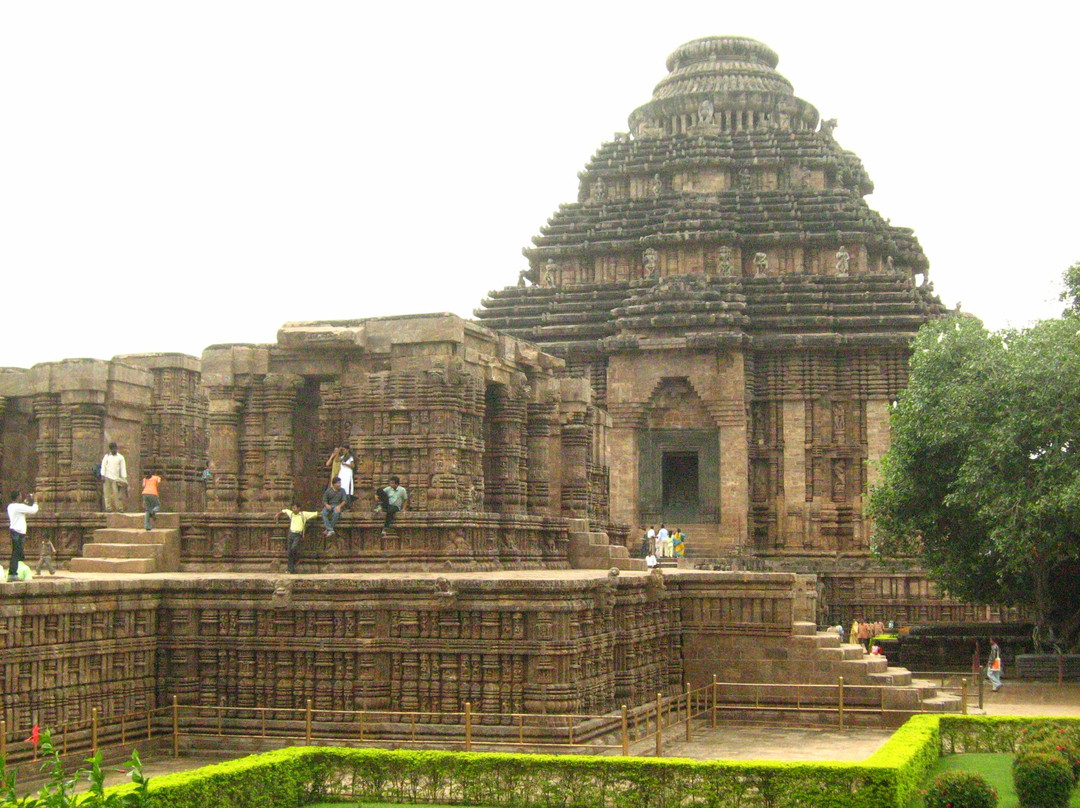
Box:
870;265;1080;651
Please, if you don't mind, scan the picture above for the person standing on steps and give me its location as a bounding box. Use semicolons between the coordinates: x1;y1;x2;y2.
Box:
6;490;38;583
337;446;356;503
380;476;408;538
278;501;319;574
141;471;163;531
100;442;128;512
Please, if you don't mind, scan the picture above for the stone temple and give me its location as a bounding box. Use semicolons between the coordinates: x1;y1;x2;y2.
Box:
0;38;996;744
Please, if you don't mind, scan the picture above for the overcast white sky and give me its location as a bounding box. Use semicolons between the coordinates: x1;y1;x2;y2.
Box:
2;2;1077;369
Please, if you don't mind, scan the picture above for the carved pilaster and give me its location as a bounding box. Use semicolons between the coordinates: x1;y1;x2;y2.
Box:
206;388;242;512
66;401;106;510
560;418;590;518
525;400;557;513
262;374;302;505
32;394;61;504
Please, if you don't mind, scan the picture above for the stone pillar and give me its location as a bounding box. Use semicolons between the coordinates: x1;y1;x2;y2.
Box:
263;373;301;506
239;386;265;510
782;400;807;549
525;399;556;514
206;388;242;512
65;398;106;509
32;393;61;504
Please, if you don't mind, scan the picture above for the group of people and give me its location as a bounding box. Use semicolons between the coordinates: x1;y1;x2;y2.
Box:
639;524;687;568
277;446;408;573
99;443;164;531
839;618;890;652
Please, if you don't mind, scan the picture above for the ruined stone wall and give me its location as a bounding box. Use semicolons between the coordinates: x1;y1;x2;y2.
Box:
2;571;808;736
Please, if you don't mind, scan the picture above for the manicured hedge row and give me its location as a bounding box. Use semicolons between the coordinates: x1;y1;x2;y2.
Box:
97;716;1080;808
938;715;1080;755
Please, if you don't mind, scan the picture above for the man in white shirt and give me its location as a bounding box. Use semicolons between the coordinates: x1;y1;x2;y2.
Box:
7;490;39;583
100;443;128;512
657;524;672;557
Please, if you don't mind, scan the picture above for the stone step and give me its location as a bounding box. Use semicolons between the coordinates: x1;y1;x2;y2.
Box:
868;668;913;687
67;557;158;574
83;543;163;560
792;621;817;636
921;694;963;712
93;527;178;544
105;512;180;529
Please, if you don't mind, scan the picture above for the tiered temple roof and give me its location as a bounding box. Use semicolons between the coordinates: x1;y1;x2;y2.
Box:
474;35;945;386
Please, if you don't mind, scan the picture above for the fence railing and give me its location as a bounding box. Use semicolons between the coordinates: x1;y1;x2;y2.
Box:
2;674;966;767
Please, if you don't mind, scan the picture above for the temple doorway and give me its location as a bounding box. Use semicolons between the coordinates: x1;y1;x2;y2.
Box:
662;451;699;516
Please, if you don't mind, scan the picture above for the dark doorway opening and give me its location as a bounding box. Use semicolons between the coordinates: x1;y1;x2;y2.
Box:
662;451;699;519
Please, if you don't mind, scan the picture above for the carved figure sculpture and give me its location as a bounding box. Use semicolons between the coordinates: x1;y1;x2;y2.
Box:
820;118;838;137
835;245;850;276
697;98;714;125
738;167;753;191
592;176;607;202
717;245;734;276
753;251;768;277
832;402;846;441
643;248;659;278
651;173;663;196
543;259;556;287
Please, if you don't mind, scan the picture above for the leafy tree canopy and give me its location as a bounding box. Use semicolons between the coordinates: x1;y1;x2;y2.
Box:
870;264;1080;651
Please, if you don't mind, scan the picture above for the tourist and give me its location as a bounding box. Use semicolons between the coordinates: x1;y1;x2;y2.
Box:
672;528;686;557
141;471;163;531
647;525;656;554
380;476;408;537
198;465;212;484
857;619;872;651
99;442;128;512
321;477;347;538
278;501;319;574
849;619;859;646
645;550;658;568
657;524;671;557
6;490;38;583
325;446;342;485
986;638;1003;692
834;623;845;643
338;446;356;502
36;537;56;575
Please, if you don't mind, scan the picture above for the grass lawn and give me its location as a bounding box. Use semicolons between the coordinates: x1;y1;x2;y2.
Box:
909;753;1080;808
309;803;498;807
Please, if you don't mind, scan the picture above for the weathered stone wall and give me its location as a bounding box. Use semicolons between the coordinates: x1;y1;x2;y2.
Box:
1;571;809;735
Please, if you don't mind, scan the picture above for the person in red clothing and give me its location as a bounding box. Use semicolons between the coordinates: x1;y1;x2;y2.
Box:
141;471;163;531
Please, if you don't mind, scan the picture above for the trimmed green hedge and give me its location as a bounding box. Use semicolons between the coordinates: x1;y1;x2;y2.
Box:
93;716;1080;808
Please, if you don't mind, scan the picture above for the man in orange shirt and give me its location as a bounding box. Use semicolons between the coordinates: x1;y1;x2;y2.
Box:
141;471;163;531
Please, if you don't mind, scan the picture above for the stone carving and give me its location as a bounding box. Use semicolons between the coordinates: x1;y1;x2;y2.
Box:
697;98;714;125
650;173;663;196
592;176;607;202
753;251;768;277
886;255;897;273
642;248;659;277
835;245;850;276
717;245;734;276
433;577;455;597
831;459;846;500
738;167;753;191
820;117;838;138
543;259;557;286
832;402;846;442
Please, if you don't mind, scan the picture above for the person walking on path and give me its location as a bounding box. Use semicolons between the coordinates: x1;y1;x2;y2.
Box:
278;502;318;574
380;476;408;537
141;471;162;531
100;442;128;512
321;477;348;538
6;490;38;582
987;638;1004;692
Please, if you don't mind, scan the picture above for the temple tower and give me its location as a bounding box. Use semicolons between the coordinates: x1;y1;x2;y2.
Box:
475;37;945;557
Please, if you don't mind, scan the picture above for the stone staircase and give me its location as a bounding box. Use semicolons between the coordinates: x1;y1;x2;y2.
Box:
789;621;962;714
567;519;646;571
68;513;180;574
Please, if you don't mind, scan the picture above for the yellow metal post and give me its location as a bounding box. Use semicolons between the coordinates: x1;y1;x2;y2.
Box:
837;677;845;729
621;705;629;756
